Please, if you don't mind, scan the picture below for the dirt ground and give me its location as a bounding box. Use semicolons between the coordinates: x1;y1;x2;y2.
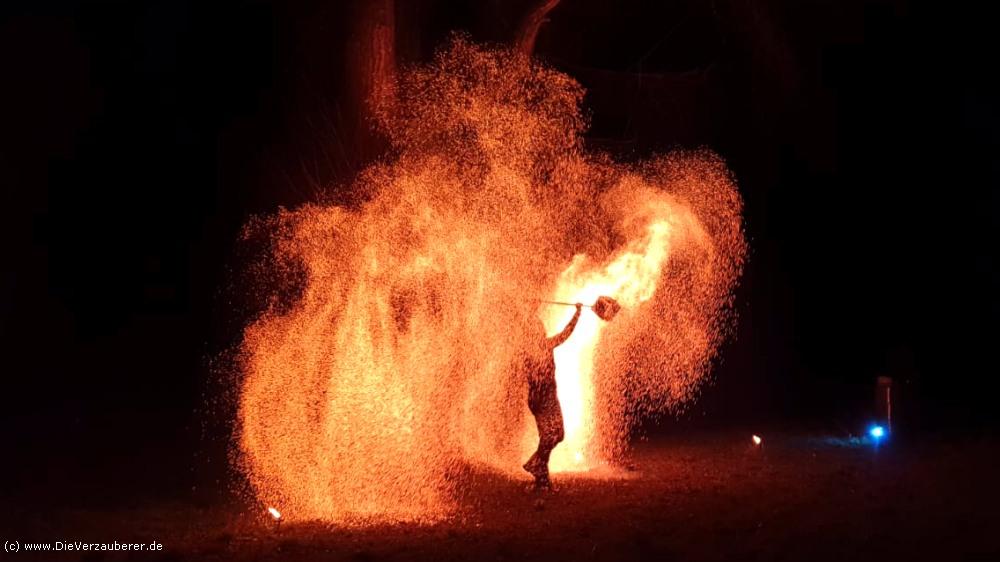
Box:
5;430;999;561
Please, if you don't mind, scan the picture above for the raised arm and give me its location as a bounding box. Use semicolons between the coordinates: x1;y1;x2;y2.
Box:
547;303;582;349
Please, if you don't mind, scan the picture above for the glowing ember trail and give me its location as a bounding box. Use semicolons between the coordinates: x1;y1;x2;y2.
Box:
236;39;745;523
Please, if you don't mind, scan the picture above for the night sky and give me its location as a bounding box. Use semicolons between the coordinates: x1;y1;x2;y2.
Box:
2;0;996;500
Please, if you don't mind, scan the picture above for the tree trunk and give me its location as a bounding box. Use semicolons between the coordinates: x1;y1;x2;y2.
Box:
345;0;396;160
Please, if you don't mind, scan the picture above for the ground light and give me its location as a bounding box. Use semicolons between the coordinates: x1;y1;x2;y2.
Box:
869;425;886;440
267;507;282;531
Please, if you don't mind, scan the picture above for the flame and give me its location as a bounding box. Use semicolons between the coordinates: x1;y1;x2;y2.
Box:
537;207;691;471
235;39;745;523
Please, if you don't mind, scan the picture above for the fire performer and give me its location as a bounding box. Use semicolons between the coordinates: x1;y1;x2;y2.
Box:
522;302;583;489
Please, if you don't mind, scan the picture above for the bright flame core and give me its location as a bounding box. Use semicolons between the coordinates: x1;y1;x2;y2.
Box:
539;210;695;471
236;39;745;523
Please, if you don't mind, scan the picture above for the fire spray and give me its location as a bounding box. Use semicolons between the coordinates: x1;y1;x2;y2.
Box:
235;38;746;523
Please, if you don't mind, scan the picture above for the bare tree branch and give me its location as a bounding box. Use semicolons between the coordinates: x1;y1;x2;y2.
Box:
514;0;561;56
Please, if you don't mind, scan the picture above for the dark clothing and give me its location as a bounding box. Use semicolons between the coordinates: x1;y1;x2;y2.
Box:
527;390;564;462
523;307;580;485
526;355;558;414
525;308;579;410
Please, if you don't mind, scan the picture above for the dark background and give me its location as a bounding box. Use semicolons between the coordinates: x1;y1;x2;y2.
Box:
1;0;995;503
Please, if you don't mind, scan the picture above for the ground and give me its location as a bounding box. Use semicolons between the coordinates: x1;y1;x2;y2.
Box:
5;430;998;561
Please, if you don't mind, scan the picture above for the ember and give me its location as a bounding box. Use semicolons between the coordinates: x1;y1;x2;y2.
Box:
236;39;745;523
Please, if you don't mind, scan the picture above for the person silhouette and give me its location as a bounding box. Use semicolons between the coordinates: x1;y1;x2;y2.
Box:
521;303;582;489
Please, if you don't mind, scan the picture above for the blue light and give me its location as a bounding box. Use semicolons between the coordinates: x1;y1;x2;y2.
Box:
869;425;886;439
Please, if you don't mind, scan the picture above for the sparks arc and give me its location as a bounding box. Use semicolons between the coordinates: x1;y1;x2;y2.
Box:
236;38;746;523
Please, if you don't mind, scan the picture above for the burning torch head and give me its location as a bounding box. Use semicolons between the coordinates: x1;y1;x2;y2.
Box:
592;296;622;322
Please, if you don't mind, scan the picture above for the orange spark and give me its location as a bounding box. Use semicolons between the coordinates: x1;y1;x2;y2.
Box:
235;38;745;524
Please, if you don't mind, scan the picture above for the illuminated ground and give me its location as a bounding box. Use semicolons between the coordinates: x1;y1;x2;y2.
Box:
7;430;997;561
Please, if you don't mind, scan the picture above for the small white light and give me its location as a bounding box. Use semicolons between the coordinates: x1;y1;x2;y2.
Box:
752;435;762;446
267;507;282;520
